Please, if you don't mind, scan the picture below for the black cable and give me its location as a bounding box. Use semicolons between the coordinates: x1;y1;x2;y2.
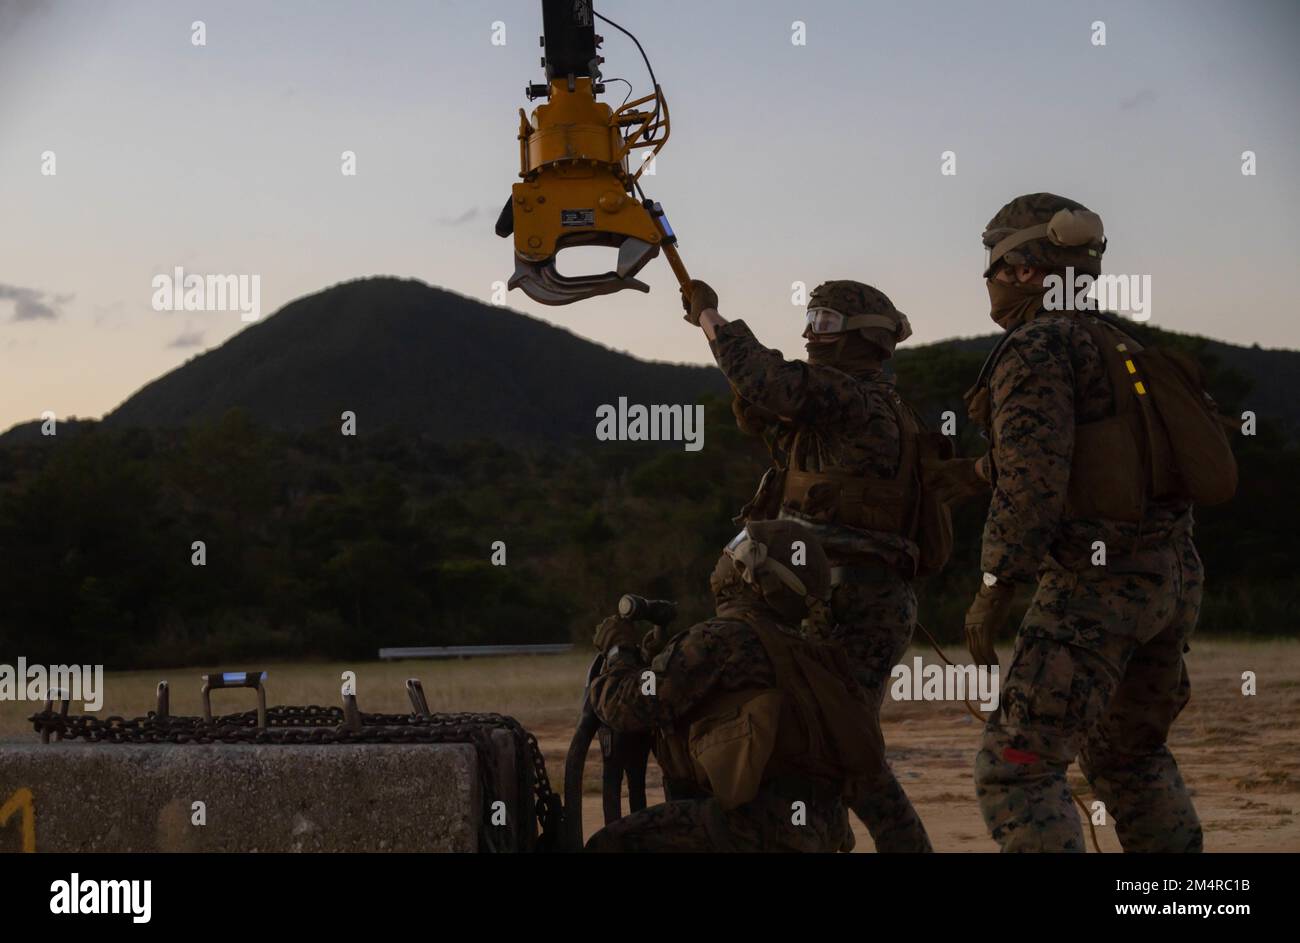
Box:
603;76;634;108
593;8;663;142
593;10;658;95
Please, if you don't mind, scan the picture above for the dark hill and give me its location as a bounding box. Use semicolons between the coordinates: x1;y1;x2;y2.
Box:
100;277;728;444
3;278;1294;445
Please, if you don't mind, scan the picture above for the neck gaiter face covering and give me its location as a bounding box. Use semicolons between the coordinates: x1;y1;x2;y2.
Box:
987;278;1047;331
805;332;884;374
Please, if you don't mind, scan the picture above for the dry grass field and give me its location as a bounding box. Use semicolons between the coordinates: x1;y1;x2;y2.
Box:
4;638;1297;851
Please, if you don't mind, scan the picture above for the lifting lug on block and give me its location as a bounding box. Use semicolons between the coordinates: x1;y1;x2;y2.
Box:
407;678;432;717
40;690;71;744
155;681;170;722
201;671;269;729
342;692;362;731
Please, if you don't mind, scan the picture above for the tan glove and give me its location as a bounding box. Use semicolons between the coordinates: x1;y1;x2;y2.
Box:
593;615;638;653
639;625;669;659
680;278;719;326
927;456;991;505
964;580;1015;669
731;392;782;436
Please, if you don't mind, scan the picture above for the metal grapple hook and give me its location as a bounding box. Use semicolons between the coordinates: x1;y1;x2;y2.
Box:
499;197;661;305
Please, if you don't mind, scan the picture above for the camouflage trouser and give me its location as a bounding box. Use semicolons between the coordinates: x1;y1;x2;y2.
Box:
584;779;851;853
823;567;933;853
975;535;1204;852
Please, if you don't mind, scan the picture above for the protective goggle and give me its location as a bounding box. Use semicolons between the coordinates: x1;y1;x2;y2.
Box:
805;306;851;336
803;306;913;344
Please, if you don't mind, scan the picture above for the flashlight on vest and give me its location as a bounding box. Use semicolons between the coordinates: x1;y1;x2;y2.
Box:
618;594;677;626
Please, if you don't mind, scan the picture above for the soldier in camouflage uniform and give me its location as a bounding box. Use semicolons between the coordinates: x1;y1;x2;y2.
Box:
679;279;934;853
585;521;882;852
964;192;1204;852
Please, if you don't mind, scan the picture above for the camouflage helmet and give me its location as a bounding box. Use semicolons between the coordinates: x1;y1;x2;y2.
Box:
982;192;1106;278
806;280;912;359
710;519;831;624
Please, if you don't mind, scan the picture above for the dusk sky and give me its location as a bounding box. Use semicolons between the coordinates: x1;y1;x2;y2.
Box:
3;0;1298;432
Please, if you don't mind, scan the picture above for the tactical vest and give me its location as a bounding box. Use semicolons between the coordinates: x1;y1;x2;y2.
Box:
966;312;1237;523
781;393;918;534
653;615;884;812
768;392;954;576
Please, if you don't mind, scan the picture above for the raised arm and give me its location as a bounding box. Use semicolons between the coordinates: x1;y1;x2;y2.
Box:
681;279;862;425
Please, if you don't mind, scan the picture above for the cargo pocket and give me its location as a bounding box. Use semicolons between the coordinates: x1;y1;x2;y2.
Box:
1018;563;1079;646
689;690;783;811
1002;638;1104;764
1083;555;1173;644
1029;561;1160;649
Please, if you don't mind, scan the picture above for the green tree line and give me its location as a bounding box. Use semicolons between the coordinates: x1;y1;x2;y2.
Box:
0;334;1294;668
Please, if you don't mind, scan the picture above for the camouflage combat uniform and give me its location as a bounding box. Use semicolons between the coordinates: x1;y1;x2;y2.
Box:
709;316;933;853
585;608;854;853
972;310;1203;852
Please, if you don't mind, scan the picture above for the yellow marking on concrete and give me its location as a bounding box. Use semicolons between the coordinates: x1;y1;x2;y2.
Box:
0;787;36;853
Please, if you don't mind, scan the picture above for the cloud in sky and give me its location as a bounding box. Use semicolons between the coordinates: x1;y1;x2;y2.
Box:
0;0;46;47
167;327;205;349
0;283;68;321
1119;88;1158;111
438;206;480;226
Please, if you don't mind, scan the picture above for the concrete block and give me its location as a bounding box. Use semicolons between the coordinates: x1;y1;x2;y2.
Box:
0;741;521;852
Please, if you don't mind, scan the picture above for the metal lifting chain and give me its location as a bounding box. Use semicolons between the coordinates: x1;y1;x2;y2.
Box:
28;702;563;852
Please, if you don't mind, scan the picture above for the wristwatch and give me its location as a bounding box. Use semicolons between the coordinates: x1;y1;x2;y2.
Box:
982;572;1009;588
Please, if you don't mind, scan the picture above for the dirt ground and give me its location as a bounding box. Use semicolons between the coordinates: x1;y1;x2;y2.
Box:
4;638;1296;851
540;638;1300;851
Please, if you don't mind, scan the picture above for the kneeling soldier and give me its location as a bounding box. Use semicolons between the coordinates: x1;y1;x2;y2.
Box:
585;521;884;853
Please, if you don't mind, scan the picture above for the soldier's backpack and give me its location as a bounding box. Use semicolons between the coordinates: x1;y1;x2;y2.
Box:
655;617;884;811
1073;314;1238;513
972;312;1238;522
